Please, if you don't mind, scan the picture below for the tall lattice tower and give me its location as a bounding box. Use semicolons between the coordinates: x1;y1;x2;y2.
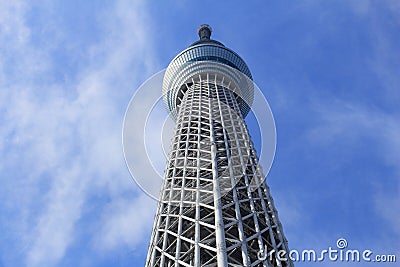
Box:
145;25;293;267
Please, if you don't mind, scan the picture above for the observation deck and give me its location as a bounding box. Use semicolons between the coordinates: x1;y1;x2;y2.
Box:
162;24;254;120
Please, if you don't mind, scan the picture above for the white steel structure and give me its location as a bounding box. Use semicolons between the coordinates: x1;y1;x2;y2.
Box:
145;25;293;267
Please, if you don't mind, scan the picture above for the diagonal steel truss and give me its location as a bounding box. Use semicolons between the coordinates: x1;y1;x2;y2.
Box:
145;72;294;267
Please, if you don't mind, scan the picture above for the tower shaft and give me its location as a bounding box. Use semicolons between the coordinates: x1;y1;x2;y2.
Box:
146;74;293;266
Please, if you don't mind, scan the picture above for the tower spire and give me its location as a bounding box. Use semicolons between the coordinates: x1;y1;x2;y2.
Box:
197;24;212;40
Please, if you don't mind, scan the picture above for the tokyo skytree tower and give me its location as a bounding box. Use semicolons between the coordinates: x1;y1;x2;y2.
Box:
145;25;293;267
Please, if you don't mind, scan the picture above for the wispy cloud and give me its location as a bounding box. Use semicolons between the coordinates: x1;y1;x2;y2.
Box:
302;97;400;255
0;0;160;266
307;99;400;168
95;193;157;251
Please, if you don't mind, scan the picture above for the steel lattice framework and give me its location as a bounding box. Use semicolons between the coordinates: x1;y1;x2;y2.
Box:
145;25;293;267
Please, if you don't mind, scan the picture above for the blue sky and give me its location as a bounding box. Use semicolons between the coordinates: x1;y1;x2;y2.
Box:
0;1;399;266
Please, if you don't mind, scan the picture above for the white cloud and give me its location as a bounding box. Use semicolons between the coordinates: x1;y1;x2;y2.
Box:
307;99;400;168
305;99;400;247
349;0;400;16
374;191;400;236
0;0;161;266
96;193;157;250
27;165;84;267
